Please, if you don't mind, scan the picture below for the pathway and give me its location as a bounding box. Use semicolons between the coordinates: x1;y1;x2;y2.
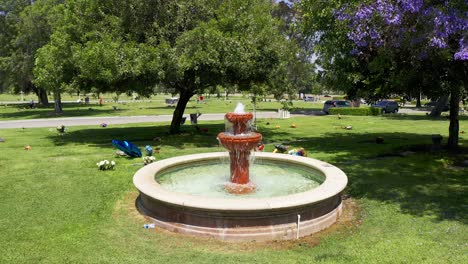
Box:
0;112;280;129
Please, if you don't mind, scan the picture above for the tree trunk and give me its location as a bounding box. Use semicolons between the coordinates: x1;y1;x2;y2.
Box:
54;90;63;114
447;86;460;150
169;89;193;134
38;88;49;106
416;92;422;108
31;83;49;106
429;95;449;117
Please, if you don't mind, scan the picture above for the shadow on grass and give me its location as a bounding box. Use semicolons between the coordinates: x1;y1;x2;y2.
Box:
48;124;467;223
258;130;467;223
382;113;468;121
48;123;225;149
0;103;118;119
343;157;467;224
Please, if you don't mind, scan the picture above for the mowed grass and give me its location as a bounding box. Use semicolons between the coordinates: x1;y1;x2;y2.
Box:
0;94;323;120
0;115;467;263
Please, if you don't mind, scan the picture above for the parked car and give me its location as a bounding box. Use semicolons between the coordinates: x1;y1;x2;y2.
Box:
372;100;399;113
322;100;350;114
424;101;449;111
303;96;313;102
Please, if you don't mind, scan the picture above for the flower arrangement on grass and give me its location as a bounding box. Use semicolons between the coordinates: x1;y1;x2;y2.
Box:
56;125;66;134
143;156;156;165
97;160;115;170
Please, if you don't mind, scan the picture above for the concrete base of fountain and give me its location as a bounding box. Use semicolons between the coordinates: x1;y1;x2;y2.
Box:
133;152;348;242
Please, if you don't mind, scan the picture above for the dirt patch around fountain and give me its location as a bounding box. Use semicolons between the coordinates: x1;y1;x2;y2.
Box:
115;192;363;252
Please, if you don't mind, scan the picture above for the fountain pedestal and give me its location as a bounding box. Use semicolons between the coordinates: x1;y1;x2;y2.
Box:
217;112;262;194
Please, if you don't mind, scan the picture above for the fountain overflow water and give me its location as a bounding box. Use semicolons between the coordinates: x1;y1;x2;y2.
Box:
217;103;262;194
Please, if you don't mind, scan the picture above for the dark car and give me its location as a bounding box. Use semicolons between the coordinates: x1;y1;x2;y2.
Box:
322;100;350;114
372;100;399;113
425;101;449;111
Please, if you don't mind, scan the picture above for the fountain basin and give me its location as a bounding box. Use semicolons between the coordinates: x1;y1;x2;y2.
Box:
133;152;348;242
217;132;262;152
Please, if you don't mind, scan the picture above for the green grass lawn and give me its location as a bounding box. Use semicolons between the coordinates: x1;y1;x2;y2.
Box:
0;115;467;263
0;95;323;120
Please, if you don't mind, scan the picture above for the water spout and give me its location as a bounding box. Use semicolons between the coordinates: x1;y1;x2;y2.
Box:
233;102;246;114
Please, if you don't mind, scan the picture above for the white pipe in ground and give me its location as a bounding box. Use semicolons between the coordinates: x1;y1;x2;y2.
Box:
297;214;301;239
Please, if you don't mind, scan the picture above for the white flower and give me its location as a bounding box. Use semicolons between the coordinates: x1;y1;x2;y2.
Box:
97;160;116;170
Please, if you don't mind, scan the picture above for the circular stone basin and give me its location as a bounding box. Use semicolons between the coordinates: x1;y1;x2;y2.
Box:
133;152;348;242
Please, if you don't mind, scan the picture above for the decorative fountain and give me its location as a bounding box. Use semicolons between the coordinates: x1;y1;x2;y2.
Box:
133;103;348;241
217;104;262;194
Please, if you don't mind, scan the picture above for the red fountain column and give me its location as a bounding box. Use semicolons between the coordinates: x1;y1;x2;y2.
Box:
217;113;262;194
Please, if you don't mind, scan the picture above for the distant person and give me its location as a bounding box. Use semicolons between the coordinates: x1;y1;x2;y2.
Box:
28;99;34;109
85;96;90;104
99;98;103;106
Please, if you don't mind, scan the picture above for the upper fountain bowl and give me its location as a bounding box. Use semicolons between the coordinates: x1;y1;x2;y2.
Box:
225;112;253;135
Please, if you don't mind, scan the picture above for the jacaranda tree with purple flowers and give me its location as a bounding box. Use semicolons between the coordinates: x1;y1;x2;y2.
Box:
303;0;467;149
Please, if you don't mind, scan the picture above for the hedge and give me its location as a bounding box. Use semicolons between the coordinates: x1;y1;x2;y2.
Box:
328;107;381;116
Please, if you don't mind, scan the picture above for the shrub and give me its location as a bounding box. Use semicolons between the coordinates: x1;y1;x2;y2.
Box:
328;107;380;116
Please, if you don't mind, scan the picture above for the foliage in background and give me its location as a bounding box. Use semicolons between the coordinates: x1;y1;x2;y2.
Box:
28;0;306;133
328;107;380;116
300;0;468;149
335;0;468;149
0;0;62;105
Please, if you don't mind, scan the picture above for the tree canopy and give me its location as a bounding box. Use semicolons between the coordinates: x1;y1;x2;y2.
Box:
301;0;468;149
27;0;304;132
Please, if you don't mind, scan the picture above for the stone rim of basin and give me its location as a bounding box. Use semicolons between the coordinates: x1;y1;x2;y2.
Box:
133;152;348;211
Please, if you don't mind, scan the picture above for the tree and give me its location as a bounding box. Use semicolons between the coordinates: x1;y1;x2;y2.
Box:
32;0;300;133
0;1;31;94
162;0;299;133
0;0;61;105
302;0;467;149
34;30;74;113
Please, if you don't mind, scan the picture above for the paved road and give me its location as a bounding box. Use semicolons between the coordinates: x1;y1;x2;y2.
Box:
398;108;430;114
0;107;432;129
0;112;280;129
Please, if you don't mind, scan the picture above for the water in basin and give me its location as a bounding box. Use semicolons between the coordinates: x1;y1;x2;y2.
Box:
156;161;324;198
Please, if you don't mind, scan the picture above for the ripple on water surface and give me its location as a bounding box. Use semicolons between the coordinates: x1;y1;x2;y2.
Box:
156;161;323;199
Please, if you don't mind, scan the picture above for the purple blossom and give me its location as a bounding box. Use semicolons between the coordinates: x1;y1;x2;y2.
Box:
454;49;468;60
355;5;375;20
369;29;380;40
455;38;468;61
337;0;467;60
400;0;423;13
429;36;447;48
350;49;363;56
335;6;350;21
385;13;402;25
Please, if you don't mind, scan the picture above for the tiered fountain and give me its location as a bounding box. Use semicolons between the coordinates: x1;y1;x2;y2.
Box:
133;104;348;241
217;105;262;194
